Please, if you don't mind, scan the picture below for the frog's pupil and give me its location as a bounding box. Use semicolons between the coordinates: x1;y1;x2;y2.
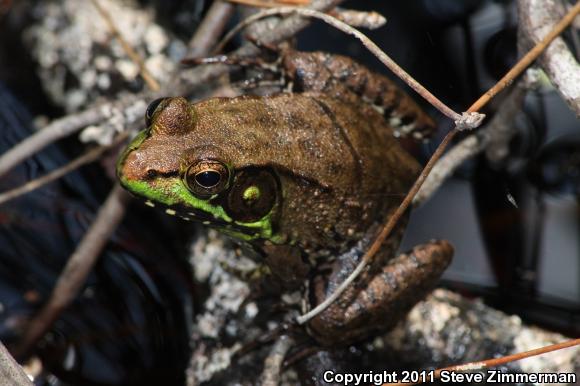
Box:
195;170;221;188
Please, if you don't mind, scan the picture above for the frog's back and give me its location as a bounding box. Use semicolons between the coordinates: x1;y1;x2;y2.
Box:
192;93;419;193
191;93;420;251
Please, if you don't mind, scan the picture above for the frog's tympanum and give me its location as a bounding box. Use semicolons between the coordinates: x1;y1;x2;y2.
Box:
117;51;453;346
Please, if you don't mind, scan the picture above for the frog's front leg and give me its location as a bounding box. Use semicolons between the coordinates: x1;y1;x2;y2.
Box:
282;51;436;140
306;240;453;346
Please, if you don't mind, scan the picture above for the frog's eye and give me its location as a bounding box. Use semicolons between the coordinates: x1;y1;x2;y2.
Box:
145;97;167;127
224;169;277;223
184;160;230;197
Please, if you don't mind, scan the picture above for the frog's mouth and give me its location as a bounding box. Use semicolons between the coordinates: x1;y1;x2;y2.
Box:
146;199;268;238
119;175;279;242
117;137;281;243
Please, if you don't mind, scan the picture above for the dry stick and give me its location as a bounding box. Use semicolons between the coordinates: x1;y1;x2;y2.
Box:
186;1;236;58
213;7;463;123
569;0;580;62
0;131;130;206
382;338;580;386
259;336;294;386
13;184;131;359
413;85;527;207
519;0;580;116
0;106;108;179
328;8;387;30
297;0;580;325
227;0;310;7
90;0;160;91
473;1;580;112
0;341;33;386
282;346;320;369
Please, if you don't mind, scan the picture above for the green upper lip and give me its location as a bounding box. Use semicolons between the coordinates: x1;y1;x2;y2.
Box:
117;131;280;242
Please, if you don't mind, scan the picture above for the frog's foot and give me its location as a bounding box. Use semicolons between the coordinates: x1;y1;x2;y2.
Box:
182;50;286;92
307;240;453;346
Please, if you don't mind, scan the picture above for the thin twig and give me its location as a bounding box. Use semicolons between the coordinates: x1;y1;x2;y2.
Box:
13;184;131;359
227;0;310;7
0;341;33;386
233;323;293;360
382;338;580;386
213;7;461;121
413;85;527;206
282;346;320;369
90;0;160;91
259;336;294;386
297;1;580;325
186;1;236;58
295;130;459;325
473;0;580;113
0;131;129;206
0;104;112;179
328;8;387;30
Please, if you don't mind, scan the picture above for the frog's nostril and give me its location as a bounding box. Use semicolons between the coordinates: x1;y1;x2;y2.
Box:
145;169;158;179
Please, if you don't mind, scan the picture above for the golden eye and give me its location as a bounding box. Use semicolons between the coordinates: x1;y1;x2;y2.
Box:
184;160;230;197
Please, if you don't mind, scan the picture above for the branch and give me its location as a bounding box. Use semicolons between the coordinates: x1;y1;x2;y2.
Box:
518;0;580;117
0;103;120;179
214;7;464;122
13;184;130;359
0;341;33;386
186;1;236;58
259;336;294;386
413;85;527;206
90;0;160;91
227;0;310;7
0;131;130;205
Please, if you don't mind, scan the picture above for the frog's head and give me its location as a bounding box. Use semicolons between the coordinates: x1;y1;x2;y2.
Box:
117;97;281;242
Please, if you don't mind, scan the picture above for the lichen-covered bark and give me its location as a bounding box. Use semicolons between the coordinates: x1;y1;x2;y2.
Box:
518;0;580;117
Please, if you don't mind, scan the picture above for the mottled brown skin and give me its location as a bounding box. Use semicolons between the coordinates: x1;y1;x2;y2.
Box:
282;51;436;140
117;51;453;346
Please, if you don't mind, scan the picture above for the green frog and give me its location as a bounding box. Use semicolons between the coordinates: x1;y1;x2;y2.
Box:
117;51;453;346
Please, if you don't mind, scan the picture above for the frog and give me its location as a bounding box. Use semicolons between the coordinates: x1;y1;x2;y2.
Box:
116;50;454;346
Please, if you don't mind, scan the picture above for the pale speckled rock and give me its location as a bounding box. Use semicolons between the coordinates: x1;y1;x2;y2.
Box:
190;232;252;338
379;288;580;378
186;231;580;385
24;0;185;114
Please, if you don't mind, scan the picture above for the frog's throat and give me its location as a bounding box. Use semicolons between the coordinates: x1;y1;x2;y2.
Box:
119;177;281;243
